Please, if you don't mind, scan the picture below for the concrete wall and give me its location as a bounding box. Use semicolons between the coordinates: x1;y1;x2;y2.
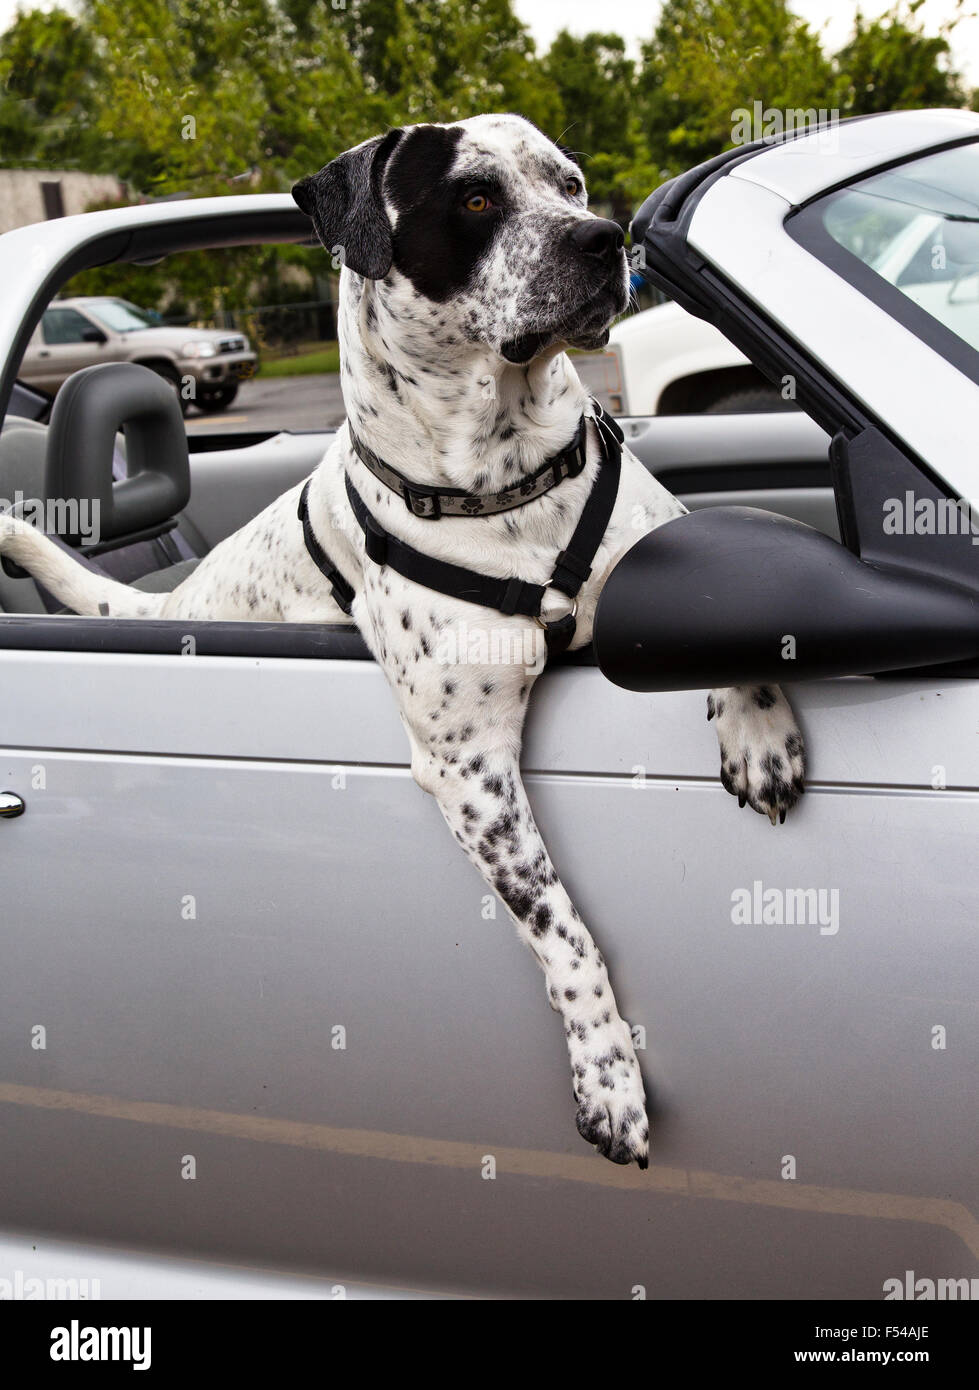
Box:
0;171;128;234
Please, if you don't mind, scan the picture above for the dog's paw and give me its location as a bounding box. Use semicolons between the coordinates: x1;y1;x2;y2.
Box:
571;1027;649;1168
710;685;805;824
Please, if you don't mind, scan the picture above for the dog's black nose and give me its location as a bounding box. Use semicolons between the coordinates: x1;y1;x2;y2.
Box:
570;218;624;260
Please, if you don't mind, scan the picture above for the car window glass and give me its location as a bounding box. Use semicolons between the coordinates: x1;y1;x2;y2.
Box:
42;307;96;345
820;142;979;353
87;300;154;332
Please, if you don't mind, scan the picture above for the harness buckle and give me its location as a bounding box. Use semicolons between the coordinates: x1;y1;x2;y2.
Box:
535;596;578;629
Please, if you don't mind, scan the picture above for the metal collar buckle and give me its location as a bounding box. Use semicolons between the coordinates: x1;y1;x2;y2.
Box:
404;485;441;520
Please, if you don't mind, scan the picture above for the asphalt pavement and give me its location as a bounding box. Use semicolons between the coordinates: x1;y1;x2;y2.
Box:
184;354;615;439
184;373;346;437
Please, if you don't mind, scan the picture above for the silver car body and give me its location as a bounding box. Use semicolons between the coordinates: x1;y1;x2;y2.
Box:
0;114;977;1299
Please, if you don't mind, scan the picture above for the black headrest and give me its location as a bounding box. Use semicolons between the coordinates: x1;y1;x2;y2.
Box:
44;362;191;546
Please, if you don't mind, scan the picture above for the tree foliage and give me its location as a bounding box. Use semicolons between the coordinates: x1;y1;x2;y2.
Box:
832;0;967;114
0;7;98;166
639;0;834;174
0;0;973;312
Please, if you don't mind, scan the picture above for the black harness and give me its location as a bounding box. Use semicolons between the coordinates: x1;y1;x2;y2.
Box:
297;400;624;658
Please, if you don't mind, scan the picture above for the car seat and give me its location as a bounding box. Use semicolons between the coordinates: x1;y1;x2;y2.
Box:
0;363;205;613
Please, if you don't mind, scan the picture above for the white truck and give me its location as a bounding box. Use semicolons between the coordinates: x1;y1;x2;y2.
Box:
595;298;792;416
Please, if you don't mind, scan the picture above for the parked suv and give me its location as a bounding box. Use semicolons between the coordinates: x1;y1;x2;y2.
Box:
19;296;257;413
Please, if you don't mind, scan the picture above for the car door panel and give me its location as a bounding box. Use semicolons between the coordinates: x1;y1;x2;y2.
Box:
1;647;976;1297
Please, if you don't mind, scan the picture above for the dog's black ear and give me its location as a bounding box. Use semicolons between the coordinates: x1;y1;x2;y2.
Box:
292;128;403;279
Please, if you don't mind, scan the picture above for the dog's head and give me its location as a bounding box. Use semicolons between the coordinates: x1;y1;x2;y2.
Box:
292;114;629;364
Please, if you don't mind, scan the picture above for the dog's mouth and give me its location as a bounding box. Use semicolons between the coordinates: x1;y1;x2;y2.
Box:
501;279;628;365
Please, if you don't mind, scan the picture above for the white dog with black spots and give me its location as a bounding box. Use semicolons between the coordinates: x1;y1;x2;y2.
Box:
0;114;805;1166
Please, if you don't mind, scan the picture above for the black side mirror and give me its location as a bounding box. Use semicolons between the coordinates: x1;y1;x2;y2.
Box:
81;327;107;344
594;506;979;692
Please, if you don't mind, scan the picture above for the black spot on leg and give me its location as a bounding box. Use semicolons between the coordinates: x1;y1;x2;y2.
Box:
493;874;537;919
531;902;552;936
484;811;517;845
754;686;777;709
401;611;412;631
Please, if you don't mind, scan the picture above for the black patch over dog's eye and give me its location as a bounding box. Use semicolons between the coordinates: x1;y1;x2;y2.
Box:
386;127;505;302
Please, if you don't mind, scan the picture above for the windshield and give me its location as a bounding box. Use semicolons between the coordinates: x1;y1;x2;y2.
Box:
819;142;979;354
86;299;156;332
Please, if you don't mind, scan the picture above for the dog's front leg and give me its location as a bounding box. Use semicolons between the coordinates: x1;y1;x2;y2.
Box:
392;657;649;1168
708;684;806;823
429;742;649;1167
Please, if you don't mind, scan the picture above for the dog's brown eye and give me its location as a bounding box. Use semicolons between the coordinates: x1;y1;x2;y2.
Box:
565;178;581;197
465;192;492;212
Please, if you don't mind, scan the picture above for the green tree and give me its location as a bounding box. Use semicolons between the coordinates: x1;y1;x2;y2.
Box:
541;31;657;221
832;0;966;114
416;0;561;131
339;0;562;132
639;0;834;175
82;0;385;193
0;7;99;167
